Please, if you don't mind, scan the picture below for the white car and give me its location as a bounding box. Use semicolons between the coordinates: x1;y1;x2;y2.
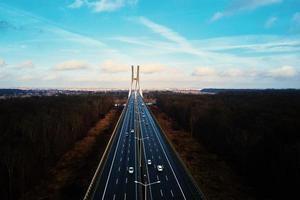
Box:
128;167;134;174
130;129;134;133
147;159;152;165
157;165;163;172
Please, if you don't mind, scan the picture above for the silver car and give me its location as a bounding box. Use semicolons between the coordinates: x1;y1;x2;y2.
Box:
157;165;163;172
128;167;134;174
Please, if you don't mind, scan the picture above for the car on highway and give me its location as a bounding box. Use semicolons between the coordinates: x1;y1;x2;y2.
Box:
128;167;134;174
157;165;163;172
125;132;129;136
130;129;134;133
147;159;152;165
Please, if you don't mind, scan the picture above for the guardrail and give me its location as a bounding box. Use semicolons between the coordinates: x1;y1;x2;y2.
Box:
147;106;207;200
83;102;128;200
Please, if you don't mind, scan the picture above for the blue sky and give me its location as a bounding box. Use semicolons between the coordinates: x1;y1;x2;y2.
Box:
0;0;300;89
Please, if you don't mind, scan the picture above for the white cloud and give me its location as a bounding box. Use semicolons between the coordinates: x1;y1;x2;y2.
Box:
17;60;35;68
140;64;165;74
101;60;128;73
68;0;138;12
268;66;297;78
265;16;277;28
210;0;282;22
92;0;125;12
223;68;244;77
55;60;89;70
68;0;84;9
0;58;6;67
100;60;165;74
192;67;217;77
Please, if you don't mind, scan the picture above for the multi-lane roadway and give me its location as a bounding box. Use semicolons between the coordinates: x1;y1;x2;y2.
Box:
85;92;204;200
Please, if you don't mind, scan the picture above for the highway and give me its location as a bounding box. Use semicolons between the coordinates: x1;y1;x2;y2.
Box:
85;92;204;200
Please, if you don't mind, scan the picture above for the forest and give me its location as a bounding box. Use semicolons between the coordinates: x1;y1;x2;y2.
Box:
0;94;118;200
155;91;300;199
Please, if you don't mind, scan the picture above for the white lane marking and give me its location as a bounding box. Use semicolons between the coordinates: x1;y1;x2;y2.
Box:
159;155;161;159
170;190;174;197
157;175;159;181
125;177;128;184
120;157;122;162
116;178;119;184
128;149;130;154
128;157;129;161
124;193;127;200
165;175;168;181
101;105;130;200
138;98;153;200
113;194;116;200
146;104;187;200
160;189;164;197
118;166;120;172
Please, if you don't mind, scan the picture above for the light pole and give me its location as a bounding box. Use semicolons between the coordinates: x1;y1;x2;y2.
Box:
134;136;149;167
134;180;161;200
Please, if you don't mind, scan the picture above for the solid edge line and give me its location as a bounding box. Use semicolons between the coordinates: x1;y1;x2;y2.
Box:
147;107;207;200
83;100;128;200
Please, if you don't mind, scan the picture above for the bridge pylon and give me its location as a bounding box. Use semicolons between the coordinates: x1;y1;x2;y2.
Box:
129;65;143;98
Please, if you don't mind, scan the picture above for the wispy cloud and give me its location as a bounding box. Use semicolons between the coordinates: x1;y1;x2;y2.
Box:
0;58;6;67
210;0;282;22
16;60;35;69
192;65;298;80
68;0;138;12
68;0;85;9
138;17;209;57
55;60;90;70
290;12;300;33
265;16;277;28
139;17;190;48
0;4;107;48
293;12;300;23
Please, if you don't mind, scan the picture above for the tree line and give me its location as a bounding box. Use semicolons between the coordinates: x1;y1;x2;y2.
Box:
0;94;116;200
155;91;300;199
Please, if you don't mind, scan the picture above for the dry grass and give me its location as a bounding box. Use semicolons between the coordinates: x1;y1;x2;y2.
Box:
151;106;255;200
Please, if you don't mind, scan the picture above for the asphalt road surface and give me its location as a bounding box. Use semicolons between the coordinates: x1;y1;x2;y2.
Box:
87;92;204;200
